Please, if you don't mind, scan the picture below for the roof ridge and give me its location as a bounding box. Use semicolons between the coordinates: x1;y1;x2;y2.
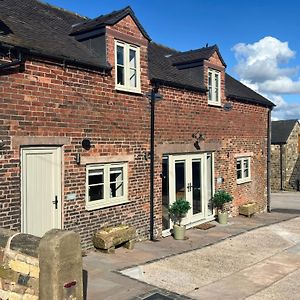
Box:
171;44;217;57
150;42;179;53
38;0;88;20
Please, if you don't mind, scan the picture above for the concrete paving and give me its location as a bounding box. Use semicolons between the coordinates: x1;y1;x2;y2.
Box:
83;207;300;300
271;191;300;212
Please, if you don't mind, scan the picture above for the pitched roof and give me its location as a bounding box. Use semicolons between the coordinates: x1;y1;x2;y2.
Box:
271;119;299;144
70;6;150;40
0;1;275;108
149;42;274;107
170;45;226;67
0;0;110;69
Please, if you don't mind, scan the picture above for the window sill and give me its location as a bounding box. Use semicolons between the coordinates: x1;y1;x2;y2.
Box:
237;179;252;185
208;101;222;107
85;198;129;211
115;86;142;95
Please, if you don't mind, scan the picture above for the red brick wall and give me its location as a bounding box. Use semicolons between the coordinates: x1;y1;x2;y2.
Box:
0;16;269;248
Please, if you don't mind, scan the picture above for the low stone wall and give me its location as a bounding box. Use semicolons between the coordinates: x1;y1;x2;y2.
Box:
0;229;39;300
0;228;83;300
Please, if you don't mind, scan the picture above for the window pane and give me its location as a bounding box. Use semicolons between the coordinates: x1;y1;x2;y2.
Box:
117;45;124;65
236;160;242;171
215;73;219;101
88;169;103;185
117;66;124;85
237;169;242;179
110;167;123;182
89;185;104;201
129;49;136;68
110;182;123;198
175;161;185;201
130;68;137;87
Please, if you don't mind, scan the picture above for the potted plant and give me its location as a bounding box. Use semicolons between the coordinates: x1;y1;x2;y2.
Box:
168;199;191;240
212;190;233;224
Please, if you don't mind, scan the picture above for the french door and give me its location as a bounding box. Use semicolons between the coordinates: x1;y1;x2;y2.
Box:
162;153;214;234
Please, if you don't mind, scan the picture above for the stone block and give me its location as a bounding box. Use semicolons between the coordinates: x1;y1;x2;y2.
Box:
0;289;9;300
0;265;19;282
9;260;30;275
29;265;39;279
92;225;136;252
23;294;38;300
39;229;83;300
239;202;258;217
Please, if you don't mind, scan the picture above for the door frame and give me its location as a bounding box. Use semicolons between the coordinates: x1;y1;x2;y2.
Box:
21;146;62;235
162;152;215;236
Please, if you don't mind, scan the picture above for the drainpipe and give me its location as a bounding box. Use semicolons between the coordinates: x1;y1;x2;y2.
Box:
267;107;272;212
280;144;283;190
149;87;155;241
148;84;162;241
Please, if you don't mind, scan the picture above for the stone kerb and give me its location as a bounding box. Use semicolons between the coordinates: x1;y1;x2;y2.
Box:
39;229;83;300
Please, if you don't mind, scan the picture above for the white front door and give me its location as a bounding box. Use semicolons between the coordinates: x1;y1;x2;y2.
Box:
162;153;214;234
21;147;62;237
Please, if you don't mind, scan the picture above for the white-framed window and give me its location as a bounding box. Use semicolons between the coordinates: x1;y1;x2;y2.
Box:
86;162;128;210
236;157;251;184
208;68;221;105
115;40;141;93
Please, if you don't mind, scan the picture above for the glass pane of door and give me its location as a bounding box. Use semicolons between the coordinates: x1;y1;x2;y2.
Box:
192;159;201;215
162;158;170;231
207;154;213;215
175;161;185;201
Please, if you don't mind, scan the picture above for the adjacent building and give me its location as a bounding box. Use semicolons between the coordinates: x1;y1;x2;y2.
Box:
271;119;300;191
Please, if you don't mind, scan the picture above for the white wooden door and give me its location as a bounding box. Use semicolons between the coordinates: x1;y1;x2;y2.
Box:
21;147;61;237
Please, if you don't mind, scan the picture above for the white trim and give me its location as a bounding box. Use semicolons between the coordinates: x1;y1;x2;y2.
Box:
236;156;251;184
208;68;221;105
85;162;128;210
115;40;141;93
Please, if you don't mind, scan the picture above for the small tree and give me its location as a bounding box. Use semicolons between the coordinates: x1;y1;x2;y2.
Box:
212;190;233;213
169;199;191;226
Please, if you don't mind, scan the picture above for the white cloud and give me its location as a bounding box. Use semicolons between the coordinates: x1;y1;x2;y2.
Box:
232;36;300;120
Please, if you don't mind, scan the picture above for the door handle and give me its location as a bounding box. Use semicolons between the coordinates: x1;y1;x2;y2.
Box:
52;196;58;209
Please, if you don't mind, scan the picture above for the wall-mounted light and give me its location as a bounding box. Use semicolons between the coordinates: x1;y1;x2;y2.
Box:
0;140;5;149
75;153;81;165
192;132;205;150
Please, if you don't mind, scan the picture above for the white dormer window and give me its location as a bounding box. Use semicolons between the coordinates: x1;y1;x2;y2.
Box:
115;40;141;93
208;68;221;105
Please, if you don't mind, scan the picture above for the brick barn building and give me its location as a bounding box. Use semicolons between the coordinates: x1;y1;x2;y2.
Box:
0;0;274;248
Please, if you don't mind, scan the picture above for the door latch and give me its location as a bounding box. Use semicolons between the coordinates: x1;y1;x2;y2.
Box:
52;196;58;209
187;183;192;192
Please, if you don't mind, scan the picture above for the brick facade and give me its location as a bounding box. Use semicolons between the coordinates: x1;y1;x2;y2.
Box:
0;13;270;248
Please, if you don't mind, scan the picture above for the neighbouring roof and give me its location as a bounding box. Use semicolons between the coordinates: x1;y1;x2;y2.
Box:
0;0;274;108
149;42;274;107
271;119;299;144
70;6;150;40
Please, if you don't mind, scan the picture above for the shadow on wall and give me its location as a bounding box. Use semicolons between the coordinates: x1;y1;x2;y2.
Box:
83;270;88;300
289;156;300;191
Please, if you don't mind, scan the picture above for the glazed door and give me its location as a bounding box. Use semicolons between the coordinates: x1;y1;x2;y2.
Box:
169;154;205;226
21;147;62;237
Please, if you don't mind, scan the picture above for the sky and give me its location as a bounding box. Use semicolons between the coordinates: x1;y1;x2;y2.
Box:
42;0;300;120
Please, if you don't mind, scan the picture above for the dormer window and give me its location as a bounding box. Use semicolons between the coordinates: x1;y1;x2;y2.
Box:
115;40;141;93
208;68;221;105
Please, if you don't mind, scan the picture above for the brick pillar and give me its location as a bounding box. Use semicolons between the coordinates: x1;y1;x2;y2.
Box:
39;229;83;300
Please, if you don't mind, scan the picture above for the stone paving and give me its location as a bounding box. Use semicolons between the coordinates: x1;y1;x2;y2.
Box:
83;209;300;300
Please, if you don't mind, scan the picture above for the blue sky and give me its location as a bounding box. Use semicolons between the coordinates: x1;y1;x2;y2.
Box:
43;0;300;120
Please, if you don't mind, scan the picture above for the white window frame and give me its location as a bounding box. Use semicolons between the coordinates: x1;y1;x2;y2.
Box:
208;68;221;106
85;162;128;210
236;157;251;184
115;40;141;93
